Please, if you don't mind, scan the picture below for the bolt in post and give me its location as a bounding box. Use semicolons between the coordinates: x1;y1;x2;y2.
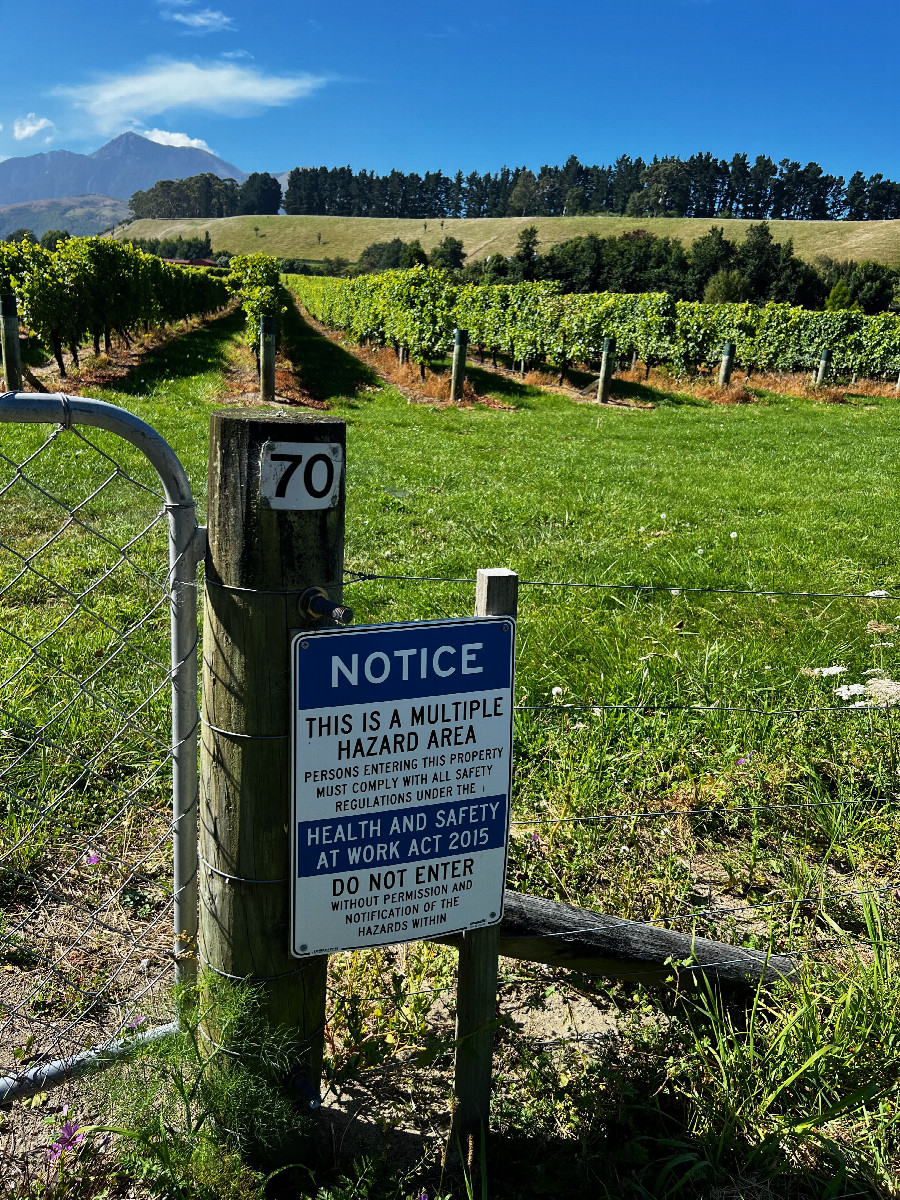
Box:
597;336;616;403
200;410;346;1123
718;341;736;388
1;292;23;393
450;327;468;402
260;314;276;404
815;347;832;387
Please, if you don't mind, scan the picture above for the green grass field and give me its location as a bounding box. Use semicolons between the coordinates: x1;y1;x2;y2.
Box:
115;212;900;267
6;306;900;1196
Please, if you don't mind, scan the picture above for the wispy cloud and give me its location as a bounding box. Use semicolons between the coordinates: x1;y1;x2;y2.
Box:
221;48;253;60
162;4;235;33
144;127;213;151
54;60;327;134
13;113;55;141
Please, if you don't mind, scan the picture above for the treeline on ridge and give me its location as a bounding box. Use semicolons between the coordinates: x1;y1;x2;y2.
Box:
341;226;898;314
129;172;283;220
129;154;900;223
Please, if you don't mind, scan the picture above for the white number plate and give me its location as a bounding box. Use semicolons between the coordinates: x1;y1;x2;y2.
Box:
260;441;343;510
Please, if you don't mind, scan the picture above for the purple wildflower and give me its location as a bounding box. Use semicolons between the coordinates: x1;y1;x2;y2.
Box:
736;753;752;766
86;853;99;865
48;1121;83;1162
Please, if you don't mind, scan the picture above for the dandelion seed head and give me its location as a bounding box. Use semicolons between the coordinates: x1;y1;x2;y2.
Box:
730;531;737;539
551;686;563;697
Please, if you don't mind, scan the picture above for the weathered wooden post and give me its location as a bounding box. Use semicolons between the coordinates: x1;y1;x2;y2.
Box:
1;290;23;393
815;347;832;386
451;567;518;1168
200;410;345;1099
718;341;736;388
260;314;276;404
450;328;468;402
597;336;616;403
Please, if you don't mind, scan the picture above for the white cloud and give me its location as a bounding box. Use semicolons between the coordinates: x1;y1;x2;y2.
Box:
54;60;327;134
221;49;253;60
144;127;213;151
13;113;55;141
163;5;234;33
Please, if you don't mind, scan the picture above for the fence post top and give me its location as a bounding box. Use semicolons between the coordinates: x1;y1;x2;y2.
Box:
210;408;346;433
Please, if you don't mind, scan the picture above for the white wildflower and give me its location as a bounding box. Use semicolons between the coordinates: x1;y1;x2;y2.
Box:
835;683;867;699
697;548;704;555
866;677;900;707
671;589;680;596
660;513;666;520
730;531;738;539
551;686;563;697
864;668;887;677
866;590;890;599
810;665;847;677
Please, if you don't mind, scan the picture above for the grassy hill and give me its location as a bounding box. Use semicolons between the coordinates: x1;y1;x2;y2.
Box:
114;212;900;267
2;194;130;239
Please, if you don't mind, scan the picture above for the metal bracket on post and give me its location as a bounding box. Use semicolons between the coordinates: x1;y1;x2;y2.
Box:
298;586;354;626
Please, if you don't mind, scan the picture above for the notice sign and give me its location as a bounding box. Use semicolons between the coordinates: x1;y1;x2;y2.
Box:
290;618;514;957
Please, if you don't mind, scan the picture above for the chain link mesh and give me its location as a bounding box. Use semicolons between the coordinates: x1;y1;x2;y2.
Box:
0;418;185;1088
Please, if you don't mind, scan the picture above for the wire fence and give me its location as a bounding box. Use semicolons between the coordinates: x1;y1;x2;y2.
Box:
0;397;200;1124
2;400;899;1169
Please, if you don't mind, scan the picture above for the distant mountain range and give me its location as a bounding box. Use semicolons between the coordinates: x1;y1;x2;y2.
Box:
0;132;247;206
0;132;249;236
0;195;131;240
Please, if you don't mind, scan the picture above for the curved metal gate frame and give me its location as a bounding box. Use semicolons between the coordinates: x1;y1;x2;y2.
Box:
0;391;203;1101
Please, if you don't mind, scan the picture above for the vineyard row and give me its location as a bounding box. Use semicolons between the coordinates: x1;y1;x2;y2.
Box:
285;267;900;378
0;237;257;377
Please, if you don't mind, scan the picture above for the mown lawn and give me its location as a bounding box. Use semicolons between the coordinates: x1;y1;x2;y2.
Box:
5;312;900;1197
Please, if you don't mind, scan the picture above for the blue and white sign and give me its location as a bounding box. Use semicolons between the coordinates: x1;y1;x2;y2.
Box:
290;618;515;957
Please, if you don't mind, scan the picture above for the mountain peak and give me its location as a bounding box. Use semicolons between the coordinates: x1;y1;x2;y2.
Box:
0;134;247;206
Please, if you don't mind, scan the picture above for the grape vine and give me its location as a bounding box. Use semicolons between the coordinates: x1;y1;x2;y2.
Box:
285;268;900;379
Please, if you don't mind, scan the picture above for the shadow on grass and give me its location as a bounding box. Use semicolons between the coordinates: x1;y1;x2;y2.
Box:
280;296;379;403
610;377;709;407
108;308;243;397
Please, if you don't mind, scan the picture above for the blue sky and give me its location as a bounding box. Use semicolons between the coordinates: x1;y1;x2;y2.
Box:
4;0;899;179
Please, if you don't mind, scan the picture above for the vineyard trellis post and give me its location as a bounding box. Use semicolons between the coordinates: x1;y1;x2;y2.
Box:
718;341;736;387
200;409;345;1096
0;292;22;392
815;347;832;386
451;327;468;402
597;336;616;403
260;314;276;404
451;567;518;1165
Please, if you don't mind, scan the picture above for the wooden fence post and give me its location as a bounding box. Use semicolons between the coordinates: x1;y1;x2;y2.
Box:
1;292;22;393
718;341;736;388
815;347;832;386
260;314;276;404
451;327;468;402
200;410;345;1100
451;567;518;1168
597;336;616;403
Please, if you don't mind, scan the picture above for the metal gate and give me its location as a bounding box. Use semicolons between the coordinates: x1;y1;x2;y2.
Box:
0;392;202;1102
